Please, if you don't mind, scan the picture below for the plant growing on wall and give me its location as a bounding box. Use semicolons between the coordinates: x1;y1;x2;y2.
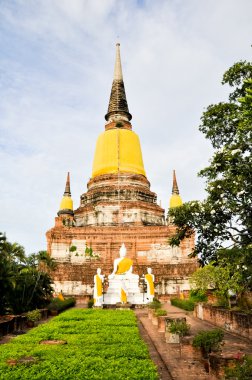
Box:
85;246;100;259
69;245;77;252
168;320;190;337
148;298;161;310
26;309;41;322
154;309;167;317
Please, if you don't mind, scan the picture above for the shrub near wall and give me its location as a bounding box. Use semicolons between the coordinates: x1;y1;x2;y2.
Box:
0;309;158;380
47;297;76;313
171;298;195;311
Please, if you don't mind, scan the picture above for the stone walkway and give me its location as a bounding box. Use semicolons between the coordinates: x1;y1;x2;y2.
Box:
135;303;252;380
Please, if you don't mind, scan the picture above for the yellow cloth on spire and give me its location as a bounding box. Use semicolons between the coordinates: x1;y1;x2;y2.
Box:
116;258;133;274
169;194;182;208
92;129;146;177
145;274;154;295
95;275;103;297
59;196;73;211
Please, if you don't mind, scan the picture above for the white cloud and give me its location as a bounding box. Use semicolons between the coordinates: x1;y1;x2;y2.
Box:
0;0;251;252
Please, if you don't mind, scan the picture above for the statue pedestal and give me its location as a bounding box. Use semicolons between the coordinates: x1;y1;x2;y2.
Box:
104;275;144;305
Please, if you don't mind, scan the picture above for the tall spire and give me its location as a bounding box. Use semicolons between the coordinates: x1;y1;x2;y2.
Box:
64;172;71;196
105;43;132;123
172;170;179;194
113;43;123;80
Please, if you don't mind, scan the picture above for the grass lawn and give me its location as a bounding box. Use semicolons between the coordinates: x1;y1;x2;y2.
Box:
0;309;158;379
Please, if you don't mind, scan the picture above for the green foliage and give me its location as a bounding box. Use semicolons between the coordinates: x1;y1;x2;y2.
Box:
26;309;41;322
170;298;195;311
225;355;252;380
0;309;158;379
69;245;77;252
154;309;167;317
168;320;190;336
189;289;207;302
148;298;161;310
0;233;56;314
47;297;76;312
85;246;100;259
192;329;224;354
169;61;252;268
87;298;94;308
190;254;247;306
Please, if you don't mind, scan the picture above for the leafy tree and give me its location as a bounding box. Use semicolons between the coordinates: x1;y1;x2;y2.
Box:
0;233;55;314
0;233;26;314
190;261;244;306
169;61;252;269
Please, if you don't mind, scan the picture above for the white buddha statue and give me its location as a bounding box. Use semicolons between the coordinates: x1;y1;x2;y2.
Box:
109;243;135;279
108;243;138;304
93;268;104;306
144;267;155;302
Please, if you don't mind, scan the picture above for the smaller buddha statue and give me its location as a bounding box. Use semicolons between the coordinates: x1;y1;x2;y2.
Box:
93;268;104;306
145;267;155;302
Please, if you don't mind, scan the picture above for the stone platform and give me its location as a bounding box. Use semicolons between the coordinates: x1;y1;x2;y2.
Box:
103;275;145;305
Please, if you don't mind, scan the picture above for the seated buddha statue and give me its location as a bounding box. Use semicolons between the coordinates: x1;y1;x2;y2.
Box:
108;243;138;303
109;243;134;279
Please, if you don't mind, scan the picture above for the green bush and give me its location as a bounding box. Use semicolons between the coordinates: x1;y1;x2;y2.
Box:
88;298;94;308
171;298;195;311
168;320;190;336
189;289;207;302
0;309;158;379
47;297;76;312
154;309;167;317
148;298;161;310
26;309;41;322
192;329;224;354
225;355;252;380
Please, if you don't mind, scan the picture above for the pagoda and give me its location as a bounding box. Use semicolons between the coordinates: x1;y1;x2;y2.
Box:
46;44;197;301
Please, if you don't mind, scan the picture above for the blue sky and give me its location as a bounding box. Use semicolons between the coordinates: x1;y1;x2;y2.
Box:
0;0;251;253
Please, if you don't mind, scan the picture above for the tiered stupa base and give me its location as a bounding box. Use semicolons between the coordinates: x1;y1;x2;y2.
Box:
74;173;165;227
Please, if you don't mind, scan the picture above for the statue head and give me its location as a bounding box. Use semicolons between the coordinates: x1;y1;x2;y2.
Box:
97;268;101;275
119;243;126;257
147;267;152;274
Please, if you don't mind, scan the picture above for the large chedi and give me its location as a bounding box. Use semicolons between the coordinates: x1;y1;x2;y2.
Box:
46;44;197;301
75;43;164;227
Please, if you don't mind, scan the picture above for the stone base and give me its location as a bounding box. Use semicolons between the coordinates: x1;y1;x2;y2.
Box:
116;303;132;310
104;275;146;305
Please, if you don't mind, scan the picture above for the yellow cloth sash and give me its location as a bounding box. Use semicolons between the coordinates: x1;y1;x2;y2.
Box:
95;275;103;297
121;288;127;303
145;274;154;295
58;292;64;301
116;258;133;274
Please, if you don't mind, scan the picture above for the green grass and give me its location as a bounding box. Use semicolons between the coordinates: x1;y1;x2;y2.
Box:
0;309;158;380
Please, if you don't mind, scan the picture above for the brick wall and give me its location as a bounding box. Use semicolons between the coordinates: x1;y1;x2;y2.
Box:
195;303;252;340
